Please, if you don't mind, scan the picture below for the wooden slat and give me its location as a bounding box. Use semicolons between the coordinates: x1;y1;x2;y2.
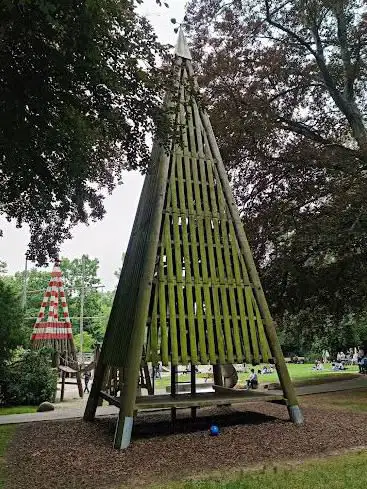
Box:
252;294;272;362
228;222;244;284
236;286;252;362
165;209;178;364
228;286;243;362
174;152;189;365
159;234;169;365
149;287;159;364
245;286;260;364
220;285;234;363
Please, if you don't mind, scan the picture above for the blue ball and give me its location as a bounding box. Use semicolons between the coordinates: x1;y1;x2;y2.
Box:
209;425;220;436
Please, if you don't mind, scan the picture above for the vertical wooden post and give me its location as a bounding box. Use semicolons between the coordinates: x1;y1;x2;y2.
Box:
60;370;65;402
213;364;223;386
83;358;107;421
113;148;171;450
170;364;177;429
76;369;83;398
200;109;303;425
152;365;155;394
190;364;196;420
143;364;153;395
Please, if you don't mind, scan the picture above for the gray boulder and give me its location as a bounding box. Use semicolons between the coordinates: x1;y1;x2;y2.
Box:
37;401;55;412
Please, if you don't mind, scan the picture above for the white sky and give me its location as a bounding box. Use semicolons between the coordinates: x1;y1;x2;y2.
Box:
0;0;187;290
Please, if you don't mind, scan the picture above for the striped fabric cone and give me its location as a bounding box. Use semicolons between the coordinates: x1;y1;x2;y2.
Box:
31;261;74;354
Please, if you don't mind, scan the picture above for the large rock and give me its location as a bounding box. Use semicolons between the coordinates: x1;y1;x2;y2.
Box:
37;401;55;412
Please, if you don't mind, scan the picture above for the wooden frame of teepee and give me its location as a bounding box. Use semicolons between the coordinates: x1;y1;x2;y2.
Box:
84;28;303;449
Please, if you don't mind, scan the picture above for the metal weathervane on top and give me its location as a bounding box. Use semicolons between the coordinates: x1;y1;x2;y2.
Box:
174;25;192;60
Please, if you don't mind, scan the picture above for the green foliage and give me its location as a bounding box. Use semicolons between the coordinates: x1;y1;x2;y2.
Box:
0;0;169;263
278;309;367;355
0;279;25;365
0;349;57;406
10;267;50;340
74;332;95;353
59;256;112;341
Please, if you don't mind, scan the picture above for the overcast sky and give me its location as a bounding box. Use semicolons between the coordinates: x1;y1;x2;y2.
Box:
0;0;187;290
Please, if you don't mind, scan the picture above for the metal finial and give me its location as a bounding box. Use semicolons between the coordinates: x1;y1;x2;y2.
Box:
174;26;192;60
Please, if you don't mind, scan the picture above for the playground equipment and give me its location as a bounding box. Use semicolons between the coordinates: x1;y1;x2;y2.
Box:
84;28;303;449
31;261;83;398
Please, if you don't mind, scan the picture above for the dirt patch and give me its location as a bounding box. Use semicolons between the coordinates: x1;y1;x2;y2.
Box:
5;403;367;489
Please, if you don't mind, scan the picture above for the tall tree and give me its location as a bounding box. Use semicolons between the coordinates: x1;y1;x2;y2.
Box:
0;0;169;263
186;1;367;327
60;256;108;337
0;279;25;365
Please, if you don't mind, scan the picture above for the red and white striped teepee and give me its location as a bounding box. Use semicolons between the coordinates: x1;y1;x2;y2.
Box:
31;261;76;357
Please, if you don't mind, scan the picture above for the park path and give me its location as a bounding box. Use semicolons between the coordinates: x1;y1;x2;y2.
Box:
0;376;366;425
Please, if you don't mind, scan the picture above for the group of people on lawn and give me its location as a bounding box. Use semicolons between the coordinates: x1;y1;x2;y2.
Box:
313;346;367;374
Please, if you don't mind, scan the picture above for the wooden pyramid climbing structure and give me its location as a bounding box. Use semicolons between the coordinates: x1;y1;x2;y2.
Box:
85;29;303;448
31;261;77;359
31;260;83;398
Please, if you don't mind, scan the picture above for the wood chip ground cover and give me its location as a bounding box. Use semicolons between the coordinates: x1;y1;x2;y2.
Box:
5;403;367;489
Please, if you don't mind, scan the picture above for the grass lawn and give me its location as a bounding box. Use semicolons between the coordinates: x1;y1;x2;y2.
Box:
237;363;359;386
301;389;367;413
0;406;37;416
155;363;359;390
0;425;16;489
155;450;367;489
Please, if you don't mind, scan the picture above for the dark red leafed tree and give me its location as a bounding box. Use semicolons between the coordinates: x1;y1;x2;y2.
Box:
186;0;367;339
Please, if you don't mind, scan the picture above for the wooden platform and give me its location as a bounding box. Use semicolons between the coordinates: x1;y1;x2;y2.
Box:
100;390;283;410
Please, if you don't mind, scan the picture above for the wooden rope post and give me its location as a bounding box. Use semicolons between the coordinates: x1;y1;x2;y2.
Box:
60;370;66;402
84;357;107;421
170;364;177;430
213;364;223;386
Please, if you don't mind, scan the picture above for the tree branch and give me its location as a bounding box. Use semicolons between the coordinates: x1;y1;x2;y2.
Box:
263;0;367;152
264;0;316;56
278;116;362;158
268;83;326;103
333;4;355;100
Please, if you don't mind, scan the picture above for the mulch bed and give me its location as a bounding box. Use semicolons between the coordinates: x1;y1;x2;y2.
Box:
5;402;367;489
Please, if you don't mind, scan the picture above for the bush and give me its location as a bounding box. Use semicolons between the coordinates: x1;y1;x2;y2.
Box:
304;353;322;364
0;349;57;406
0;278;25;365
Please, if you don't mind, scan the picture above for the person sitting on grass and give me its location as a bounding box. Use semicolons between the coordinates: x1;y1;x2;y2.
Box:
332;361;344;371
261;365;273;374
246;369;258;389
312;360;323;371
